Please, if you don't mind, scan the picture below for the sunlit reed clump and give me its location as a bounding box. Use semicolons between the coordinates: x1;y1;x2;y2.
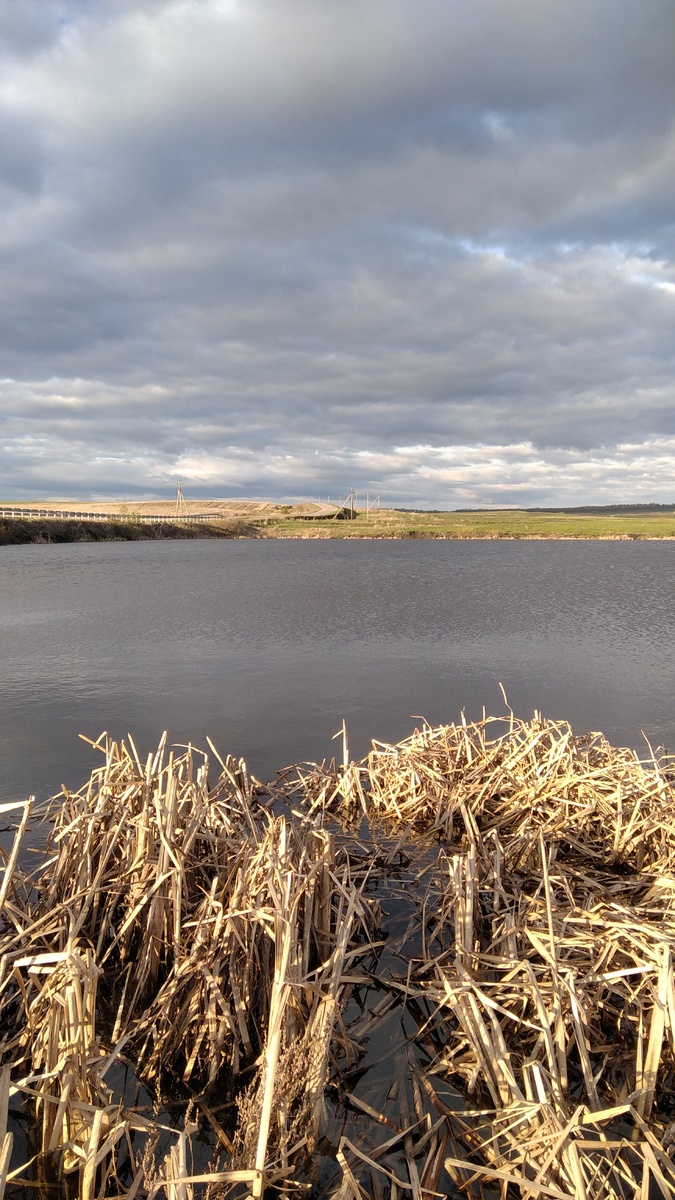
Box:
290;712;675;1198
3;711;675;1198
0;735;375;1198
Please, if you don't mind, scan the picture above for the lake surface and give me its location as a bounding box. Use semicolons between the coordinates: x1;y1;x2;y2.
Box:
1;537;674;804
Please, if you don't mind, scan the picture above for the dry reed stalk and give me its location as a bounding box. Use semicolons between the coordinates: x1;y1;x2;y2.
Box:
293;712;675;872
0;735;377;1198
0;800;33;925
0;1135;11;1200
0;801;36;1073
289;713;675;1198
13;944;111;1164
228;850;376;1194
412;836;675;1198
0;1065;10;1200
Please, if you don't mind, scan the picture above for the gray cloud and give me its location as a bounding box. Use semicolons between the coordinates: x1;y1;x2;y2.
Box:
0;0;674;505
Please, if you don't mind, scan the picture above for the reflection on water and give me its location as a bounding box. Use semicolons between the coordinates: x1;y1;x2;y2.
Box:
0;537;674;802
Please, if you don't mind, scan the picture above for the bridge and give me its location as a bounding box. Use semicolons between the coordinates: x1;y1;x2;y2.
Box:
0;502;347;523
0;506;216;524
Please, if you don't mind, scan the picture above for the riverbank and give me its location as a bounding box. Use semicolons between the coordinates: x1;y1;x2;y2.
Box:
2;713;675;1198
3;507;675;543
260;506;675;539
0;516;257;544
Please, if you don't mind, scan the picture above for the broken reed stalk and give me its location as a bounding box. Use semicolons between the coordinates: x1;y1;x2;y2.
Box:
289;712;675;1198
0;1065;11;1200
0;734;376;1198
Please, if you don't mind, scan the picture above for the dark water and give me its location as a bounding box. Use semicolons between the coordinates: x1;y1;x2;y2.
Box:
1;537;674;803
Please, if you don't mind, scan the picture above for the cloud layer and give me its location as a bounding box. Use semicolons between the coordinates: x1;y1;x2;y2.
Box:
1;0;674;505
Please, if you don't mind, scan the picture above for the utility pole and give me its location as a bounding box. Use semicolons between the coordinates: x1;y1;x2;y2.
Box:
175;477;188;518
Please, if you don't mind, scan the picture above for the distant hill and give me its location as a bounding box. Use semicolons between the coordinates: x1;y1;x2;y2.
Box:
524;503;675;515
394;503;675;515
443;503;675;516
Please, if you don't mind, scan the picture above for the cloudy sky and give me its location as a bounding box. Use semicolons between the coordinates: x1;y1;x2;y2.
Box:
1;0;674;507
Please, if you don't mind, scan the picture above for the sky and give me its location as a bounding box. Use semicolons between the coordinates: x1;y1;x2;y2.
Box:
1;0;674;508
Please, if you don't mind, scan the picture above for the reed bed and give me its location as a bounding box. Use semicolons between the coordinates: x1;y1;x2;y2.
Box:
0;736;377;1199
294;711;675;869
286;713;675;1198
4;712;675;1198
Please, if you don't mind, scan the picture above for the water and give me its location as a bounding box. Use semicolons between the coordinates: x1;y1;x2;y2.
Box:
1;536;674;804
2;535;674;1194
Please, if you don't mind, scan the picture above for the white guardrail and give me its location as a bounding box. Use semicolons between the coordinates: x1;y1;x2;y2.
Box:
0;507;216;523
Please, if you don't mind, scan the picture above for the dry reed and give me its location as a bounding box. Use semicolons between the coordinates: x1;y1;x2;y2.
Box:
287;712;675;1198
0;736;377;1198
4;710;675;1198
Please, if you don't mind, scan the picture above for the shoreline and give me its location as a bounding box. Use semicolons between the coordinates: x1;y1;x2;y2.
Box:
0;516;256;545
265;530;675;541
2;516;675;545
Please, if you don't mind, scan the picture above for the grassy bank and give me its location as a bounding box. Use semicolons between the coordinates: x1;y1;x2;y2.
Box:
0;517;257;544
4;507;675;544
2;713;675;1198
259;506;675;539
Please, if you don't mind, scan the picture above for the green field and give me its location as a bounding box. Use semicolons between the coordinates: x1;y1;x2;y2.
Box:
254;507;675;539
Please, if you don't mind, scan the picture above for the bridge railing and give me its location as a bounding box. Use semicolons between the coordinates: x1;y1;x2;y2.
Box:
0;508;217;523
